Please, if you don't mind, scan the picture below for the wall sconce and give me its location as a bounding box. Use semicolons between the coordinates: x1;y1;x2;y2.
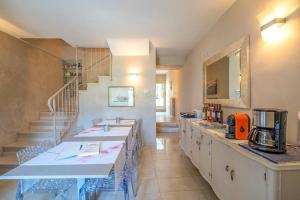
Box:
260;18;286;31
260;17;287;43
130;72;139;81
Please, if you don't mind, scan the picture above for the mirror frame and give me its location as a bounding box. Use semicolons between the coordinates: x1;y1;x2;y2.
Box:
203;36;250;108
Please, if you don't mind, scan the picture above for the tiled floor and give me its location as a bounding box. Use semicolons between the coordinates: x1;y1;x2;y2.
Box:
136;133;218;200
156;112;176;123
0;133;218;200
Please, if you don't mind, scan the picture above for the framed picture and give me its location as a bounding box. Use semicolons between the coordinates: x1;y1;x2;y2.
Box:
207;79;218;99
108;86;135;107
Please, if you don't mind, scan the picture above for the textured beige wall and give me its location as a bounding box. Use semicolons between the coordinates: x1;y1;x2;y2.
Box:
78;45;156;144
178;0;300;144
0;31;64;146
23;38;75;60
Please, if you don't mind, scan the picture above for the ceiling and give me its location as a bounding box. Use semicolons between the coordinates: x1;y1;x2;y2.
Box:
0;0;235;58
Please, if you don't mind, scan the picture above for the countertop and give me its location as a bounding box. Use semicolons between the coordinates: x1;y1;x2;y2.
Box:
182;118;300;171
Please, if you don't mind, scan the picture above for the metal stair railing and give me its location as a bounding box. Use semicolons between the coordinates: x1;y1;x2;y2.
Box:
47;76;79;144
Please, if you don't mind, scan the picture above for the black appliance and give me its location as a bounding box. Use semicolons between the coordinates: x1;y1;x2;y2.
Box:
180;112;196;118
248;108;288;154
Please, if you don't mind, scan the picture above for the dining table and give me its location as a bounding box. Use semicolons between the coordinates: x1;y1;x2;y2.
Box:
0;141;125;180
0;126;132;198
66;126;132;142
0;140;127;199
95;119;136;127
0;120;136;199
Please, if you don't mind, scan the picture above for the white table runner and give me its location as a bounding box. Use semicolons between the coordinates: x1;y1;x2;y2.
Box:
97;119;135;126
75;127;131;137
24;141;124;166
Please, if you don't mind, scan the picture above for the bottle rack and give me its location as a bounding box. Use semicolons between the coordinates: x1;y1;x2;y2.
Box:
63;59;83;86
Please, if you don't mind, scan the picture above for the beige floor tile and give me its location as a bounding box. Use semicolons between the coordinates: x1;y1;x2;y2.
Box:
155;167;191;179
138;168;156;179
154;159;187;170
138;178;160;194
161;190;209;200
157;177;202;192
135;192;162;200
0;181;17;200
186;165;202;177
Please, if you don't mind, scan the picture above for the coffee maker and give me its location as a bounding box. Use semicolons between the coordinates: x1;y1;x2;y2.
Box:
248;108;288;153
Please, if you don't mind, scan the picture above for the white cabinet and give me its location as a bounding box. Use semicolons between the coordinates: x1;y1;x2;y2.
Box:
180;119;193;158
191;126;212;183
180;118;300;200
191;131;201;167
211;138;267;200
232;149;267;200
179;118;186;151
185;122;193;158
211;139;235;200
198;131;212;182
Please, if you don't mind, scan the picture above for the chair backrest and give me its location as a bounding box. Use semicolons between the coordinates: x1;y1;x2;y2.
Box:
69;126;85;136
133;118;142;146
16;140;54;164
92;118;102;126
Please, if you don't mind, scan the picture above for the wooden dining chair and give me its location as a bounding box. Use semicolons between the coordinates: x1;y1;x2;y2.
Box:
16;140;76;200
134;119;143;152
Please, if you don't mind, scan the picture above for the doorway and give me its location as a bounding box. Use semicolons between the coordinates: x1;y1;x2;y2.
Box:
156;74;166;112
155;69;179;123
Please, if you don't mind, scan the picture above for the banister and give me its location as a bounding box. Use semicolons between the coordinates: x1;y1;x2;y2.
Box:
47;47;111;144
84;53;111;71
47;76;77;112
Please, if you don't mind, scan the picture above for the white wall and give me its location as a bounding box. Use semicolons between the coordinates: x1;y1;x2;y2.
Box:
165;70;180;116
178;0;300;144
78;45;156;144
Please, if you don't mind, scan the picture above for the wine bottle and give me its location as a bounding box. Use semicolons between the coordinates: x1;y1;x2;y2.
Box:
217;104;223;124
202;104;207;120
207;104;211;122
212;104;218;122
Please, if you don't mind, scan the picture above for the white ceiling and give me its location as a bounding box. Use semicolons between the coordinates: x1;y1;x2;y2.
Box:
107;38;149;56
0;0;235;57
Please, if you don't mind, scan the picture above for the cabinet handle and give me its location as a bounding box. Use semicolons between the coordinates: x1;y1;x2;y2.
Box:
225;165;229;172
230;170;235;181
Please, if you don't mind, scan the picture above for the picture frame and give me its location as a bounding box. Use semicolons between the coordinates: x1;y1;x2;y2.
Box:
108;86;135;107
207;79;218;99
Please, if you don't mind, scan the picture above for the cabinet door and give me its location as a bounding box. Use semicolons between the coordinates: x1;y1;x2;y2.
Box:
198;133;211;182
211;139;235;200
185;123;193;158
191;131;200;168
179;119;186;151
232;150;267;200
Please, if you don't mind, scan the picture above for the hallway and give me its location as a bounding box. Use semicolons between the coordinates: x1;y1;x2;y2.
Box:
136;133;218;200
